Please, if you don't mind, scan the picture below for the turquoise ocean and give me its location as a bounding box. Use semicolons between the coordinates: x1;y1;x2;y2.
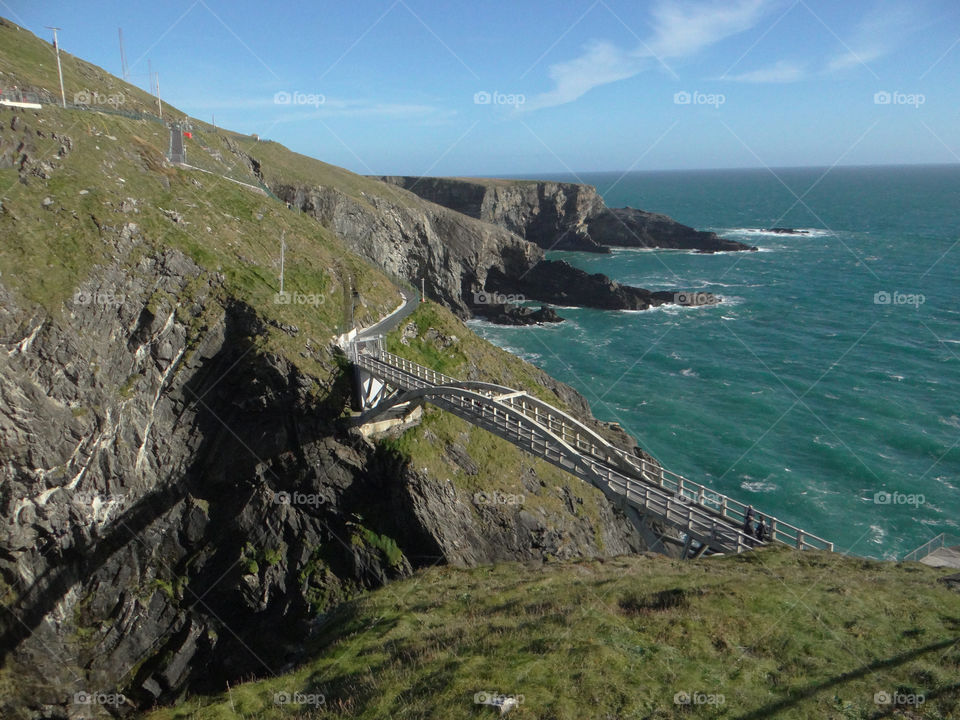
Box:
468;165;960;559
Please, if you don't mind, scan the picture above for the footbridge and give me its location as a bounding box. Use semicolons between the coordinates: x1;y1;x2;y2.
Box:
347;334;833;557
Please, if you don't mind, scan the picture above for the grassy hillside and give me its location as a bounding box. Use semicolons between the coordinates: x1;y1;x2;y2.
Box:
145;547;959;719
0;21;405;385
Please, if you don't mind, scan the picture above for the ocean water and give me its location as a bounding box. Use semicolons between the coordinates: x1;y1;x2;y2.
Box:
469;165;960;559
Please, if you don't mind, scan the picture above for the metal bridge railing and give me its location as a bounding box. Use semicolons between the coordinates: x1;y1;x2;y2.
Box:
355;345;833;553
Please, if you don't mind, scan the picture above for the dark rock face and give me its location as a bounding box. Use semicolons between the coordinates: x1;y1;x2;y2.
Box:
470;303;563;325
588;208;757;252
487;260;680;311
378;176;756;253
764;227;809;235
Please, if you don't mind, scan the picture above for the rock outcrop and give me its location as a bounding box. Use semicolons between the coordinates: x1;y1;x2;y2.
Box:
487;261;684;311
378;176;607;251
588;207;757;252
379;176;757;253
262;177;697;319
268;180;537;317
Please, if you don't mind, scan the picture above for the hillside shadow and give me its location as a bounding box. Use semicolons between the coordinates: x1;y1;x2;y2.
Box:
0;302;295;690
0;484;183;662
734;637;959;719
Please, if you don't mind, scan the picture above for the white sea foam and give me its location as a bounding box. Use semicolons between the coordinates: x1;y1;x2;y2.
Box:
740;480;778;493
718;227;832;238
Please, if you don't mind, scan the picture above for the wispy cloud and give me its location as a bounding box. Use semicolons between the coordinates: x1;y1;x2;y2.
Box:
822;1;921;73
524;0;776;110
726;59;806;83
524;40;647;111
647;0;775;58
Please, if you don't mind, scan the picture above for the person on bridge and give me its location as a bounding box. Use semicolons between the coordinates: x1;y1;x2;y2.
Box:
742;505;755;534
755;515;768;542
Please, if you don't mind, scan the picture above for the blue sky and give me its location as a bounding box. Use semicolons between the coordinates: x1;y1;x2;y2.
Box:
7;0;960;176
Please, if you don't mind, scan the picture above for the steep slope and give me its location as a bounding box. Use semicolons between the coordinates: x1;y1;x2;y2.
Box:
0;20;661;717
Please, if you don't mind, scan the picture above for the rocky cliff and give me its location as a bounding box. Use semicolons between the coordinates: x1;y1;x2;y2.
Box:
379;175;757;253
378;176;608;251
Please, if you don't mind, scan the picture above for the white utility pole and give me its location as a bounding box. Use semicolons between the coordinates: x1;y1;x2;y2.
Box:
155;72;162;118
46;27;66;108
279;231;286;294
118;28;129;81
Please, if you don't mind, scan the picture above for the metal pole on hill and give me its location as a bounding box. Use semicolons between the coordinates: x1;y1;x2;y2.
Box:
118;28;129;81
46;27;66;108
279;231;285;294
155;72;163;119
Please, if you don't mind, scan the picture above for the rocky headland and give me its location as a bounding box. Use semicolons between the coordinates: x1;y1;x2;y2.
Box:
378;175;758;254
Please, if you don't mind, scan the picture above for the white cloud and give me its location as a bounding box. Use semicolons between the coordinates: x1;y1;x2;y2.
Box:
523;40;646;111
726;59;806;83
524;0;777;110
646;0;775;58
822;1;921;73
825;47;885;73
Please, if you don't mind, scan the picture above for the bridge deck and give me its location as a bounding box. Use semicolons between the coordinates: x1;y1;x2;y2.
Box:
350;338;833;555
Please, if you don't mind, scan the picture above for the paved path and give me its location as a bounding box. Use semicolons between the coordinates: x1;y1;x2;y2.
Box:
356;288;419;340
168;123;185;164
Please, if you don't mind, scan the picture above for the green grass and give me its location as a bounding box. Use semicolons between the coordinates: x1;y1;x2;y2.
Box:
0;19;167;118
385;302;574;411
144;547;960;719
0;102;398;381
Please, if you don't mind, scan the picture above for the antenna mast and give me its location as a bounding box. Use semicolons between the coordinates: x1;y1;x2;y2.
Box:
118;28;129;81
